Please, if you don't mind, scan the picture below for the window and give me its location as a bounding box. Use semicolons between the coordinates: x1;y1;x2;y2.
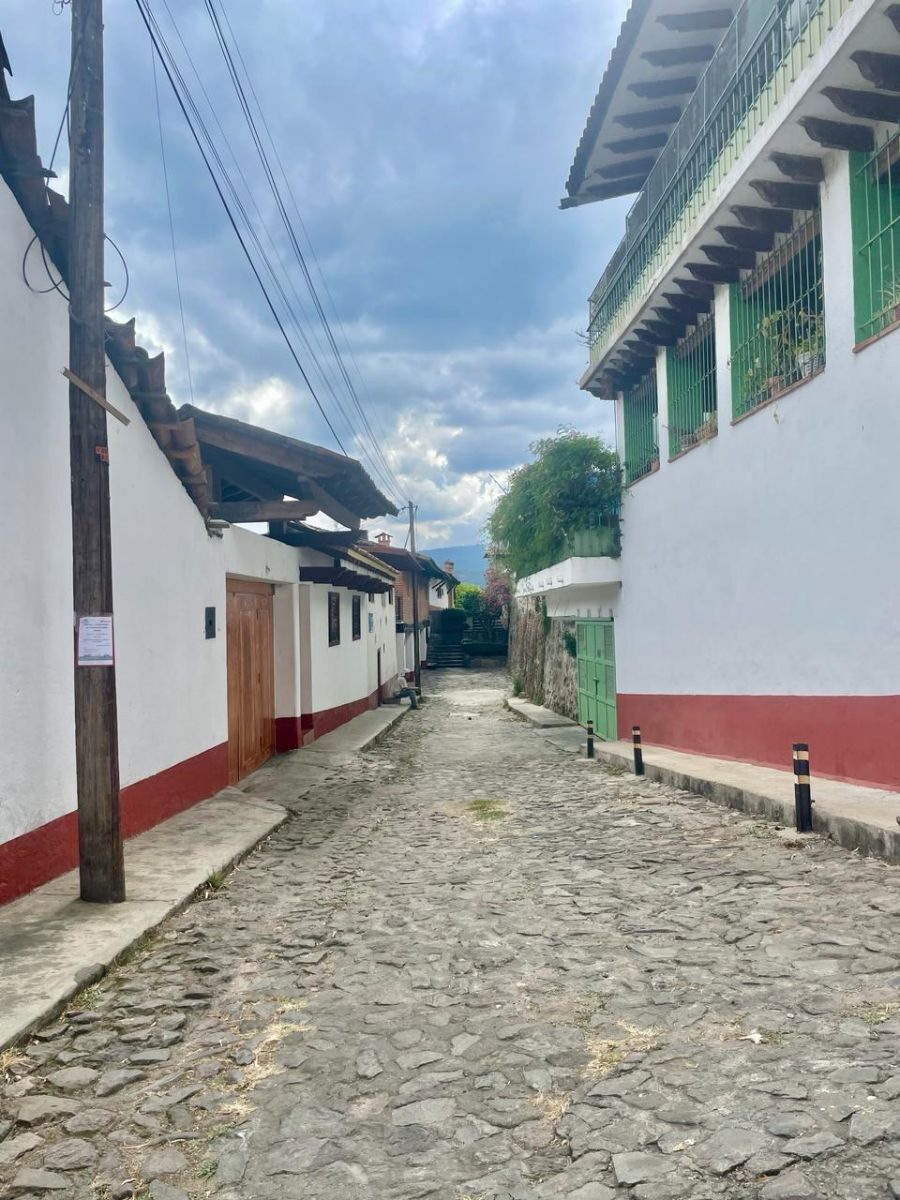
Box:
622;370;659;484
730;207;824;420
396;595;404;622
851;134;900;345
327;592;340;647
667;314;717;458
437;586;444;599
352;595;361;640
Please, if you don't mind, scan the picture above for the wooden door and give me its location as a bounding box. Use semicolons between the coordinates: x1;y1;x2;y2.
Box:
576;620;617;741
226;579;275;784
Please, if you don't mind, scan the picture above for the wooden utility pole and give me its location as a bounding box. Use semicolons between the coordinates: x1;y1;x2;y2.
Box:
408;501;422;693
69;0;125;903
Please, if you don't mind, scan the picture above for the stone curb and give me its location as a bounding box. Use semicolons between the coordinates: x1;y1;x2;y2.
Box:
591;746;900;867
0;804;289;1053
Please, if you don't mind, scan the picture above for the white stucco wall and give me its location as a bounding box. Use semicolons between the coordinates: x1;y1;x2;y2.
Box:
0;182;77;844
609;151;900;699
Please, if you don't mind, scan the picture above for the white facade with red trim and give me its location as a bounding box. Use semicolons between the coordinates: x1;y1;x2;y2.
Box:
0;135;398;907
549;0;900;790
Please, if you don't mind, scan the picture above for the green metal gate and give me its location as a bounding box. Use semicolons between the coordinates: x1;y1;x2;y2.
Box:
576;621;617;741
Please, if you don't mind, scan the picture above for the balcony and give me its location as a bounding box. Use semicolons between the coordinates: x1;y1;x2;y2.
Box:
515;522;622;603
586;0;854;368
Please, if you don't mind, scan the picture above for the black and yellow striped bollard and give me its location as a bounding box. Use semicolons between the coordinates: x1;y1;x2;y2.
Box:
793;742;813;832
632;725;644;776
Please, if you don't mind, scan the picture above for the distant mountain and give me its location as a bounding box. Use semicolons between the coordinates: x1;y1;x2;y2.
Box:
424;544;487;587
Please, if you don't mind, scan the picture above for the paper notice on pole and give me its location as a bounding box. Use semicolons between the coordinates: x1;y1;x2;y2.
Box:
77;615;115;666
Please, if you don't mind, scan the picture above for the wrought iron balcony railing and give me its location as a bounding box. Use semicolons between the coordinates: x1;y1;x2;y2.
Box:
587;0;854;365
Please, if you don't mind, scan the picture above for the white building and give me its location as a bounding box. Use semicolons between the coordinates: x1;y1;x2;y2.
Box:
528;0;900;789
0;52;400;905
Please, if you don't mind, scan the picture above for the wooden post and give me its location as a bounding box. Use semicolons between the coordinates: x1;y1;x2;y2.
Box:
408;500;422;693
69;0;125;903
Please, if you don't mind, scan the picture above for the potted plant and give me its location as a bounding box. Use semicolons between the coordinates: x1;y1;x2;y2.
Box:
759;310;791;395
794;311;825;378
880;279;900;327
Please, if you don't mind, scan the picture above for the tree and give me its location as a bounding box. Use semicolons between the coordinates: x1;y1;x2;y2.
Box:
487;428;620;579
484;563;512;616
455;582;485;617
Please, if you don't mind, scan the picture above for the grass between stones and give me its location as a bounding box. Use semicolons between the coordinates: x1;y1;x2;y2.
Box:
467;798;507;821
849;999;900;1025
584;1021;661;1077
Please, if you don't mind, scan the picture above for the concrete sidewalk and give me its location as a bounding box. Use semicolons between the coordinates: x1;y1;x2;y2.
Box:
0;700;413;1051
507;698;900;865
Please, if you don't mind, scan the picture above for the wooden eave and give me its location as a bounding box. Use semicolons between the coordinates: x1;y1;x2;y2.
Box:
563;0;739;206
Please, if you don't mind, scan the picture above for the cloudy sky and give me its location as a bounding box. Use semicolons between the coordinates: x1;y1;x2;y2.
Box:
6;0;630;545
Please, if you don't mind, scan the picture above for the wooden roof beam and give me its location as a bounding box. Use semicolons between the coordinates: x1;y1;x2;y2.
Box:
628;76;698;100
642;45;716;68
769;151;825;182
594;156;657;179
716;225;776;252
576;177;648;202
798;115;874;153
296;478;362;531
686;262;741;283
822;86;900;124
657;8;734;33
749;179;819;210
674;278;715;300
606;132;669;155
850;50;900;93
701;243;757;269
730;204;795;232
209;499;318;524
662;291;712;315
615;105;682;130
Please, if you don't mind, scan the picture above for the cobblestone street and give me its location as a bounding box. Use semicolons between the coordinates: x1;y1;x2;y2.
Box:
4;668;900;1199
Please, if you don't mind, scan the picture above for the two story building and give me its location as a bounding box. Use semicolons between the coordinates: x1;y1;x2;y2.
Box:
540;0;900;789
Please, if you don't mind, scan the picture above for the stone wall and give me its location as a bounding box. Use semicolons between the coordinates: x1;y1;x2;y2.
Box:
508;597;578;720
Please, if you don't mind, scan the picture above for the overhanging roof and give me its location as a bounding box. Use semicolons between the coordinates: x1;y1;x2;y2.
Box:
180;405;398;522
564;0;739;208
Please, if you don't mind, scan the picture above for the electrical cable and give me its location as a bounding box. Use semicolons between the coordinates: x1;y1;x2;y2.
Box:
205;0;403;503
151;45;194;403
134;0;349;452
151;0;382;477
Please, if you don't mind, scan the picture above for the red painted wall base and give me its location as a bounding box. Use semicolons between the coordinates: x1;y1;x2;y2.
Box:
617;693;900;791
2;679;407;908
0;743;229;908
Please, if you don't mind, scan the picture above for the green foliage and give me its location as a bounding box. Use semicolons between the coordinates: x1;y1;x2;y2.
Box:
539;596;551;636
455;582;486;616
563;631;577;659
488;429;621;579
512;676;524;696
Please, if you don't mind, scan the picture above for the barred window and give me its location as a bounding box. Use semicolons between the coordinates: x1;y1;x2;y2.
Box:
622;370;659;484
328;592;340;647
730;208;824;420
667;314;717;458
851;133;900;345
352;595;361;641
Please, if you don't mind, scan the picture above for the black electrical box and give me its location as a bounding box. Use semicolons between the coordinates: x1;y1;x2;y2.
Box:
205;607;216;639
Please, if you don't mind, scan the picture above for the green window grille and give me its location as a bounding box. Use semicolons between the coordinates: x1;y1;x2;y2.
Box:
666;314;718;458
850;133;900;345
730;208;824;420
623;370;659;484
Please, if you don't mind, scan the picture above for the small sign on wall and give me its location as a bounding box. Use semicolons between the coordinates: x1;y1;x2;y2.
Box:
77;615;115;666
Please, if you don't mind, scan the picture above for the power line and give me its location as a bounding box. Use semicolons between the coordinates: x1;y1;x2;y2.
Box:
204;0;403;503
151;46;194;403
134;0;350;453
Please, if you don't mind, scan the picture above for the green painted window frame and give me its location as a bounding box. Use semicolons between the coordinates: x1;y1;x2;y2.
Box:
850;135;900;346
730;208;825;420
622;370;659;485
666;314;718;458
